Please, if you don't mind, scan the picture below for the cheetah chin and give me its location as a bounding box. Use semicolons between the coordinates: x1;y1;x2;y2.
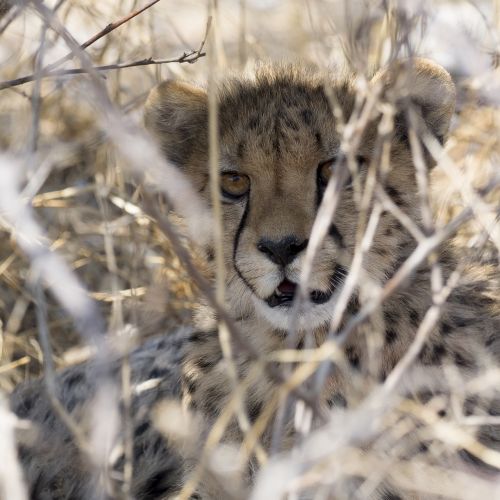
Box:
251;264;347;329
253;289;338;330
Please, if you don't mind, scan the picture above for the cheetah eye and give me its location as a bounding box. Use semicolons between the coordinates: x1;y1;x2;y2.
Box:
220;171;250;199
317;156;366;188
318;159;334;186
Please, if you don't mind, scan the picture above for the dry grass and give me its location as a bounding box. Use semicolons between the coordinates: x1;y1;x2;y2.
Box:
0;0;211;390
0;0;499;498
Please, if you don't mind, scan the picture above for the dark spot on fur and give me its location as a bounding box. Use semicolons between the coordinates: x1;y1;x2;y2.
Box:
486;336;496;347
393;220;403;232
281;93;297;107
248;116;259;130
272;129;281;157
382;492;403;500
430;343;446;363
328;224;344;247
14;394;37;418
416;390;435;404
418;345;430;363
463;396;478;417
441;322;452;335
327;393;347;408
134;421;151;438
347;294;360;315
346;346;360;370
479;424;500;445
384;226;393;237
66;396;79;413
438;408;447;417
65;371;85;388
149;438;163;458
384;309;399;326
453;316;474;328
393;110;410;146
187;331;207;344
385;328;398;344
237;141;245;158
247;401;263;422
149;366;170;379
315;131;323;148
206;247;215;262
203;386;224;415
454;351;471;367
282;113;299;131
385;185;404;206
142;468;179;498
155;339;168;350
374;246;389;256
17;444;30;462
301;109;313;126
480;295;495;306
195;357;215;371
409;309;420;327
185;377;197;395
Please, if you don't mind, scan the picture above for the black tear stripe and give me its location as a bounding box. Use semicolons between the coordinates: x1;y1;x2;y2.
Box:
233;194;257;294
328;223;345;248
315;166;324;209
315;165;347;249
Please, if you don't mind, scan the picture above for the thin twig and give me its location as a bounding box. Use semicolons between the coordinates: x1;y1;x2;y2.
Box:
31;278;92;459
39;0;163;73
0;51;206;90
28;16;47;153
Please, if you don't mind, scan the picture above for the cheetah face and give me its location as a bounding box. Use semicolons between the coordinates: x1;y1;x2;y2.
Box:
145;61;455;330
218;146;354;330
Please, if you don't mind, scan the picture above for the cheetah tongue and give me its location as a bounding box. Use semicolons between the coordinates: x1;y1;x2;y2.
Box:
266;280;297;307
277;279;297;296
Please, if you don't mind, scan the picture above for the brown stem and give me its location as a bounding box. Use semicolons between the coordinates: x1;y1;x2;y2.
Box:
0;51;206;90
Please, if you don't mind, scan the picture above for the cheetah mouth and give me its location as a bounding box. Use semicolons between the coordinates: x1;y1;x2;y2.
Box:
265;279;333;308
265;265;347;309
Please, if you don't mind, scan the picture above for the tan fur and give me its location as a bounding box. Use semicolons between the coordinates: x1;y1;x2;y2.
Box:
145;60;500;499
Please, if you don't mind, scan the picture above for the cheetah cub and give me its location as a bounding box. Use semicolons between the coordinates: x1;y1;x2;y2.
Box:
144;60;500;498
10;60;499;500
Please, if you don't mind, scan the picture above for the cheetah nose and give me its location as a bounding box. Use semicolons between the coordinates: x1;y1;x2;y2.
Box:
257;236;308;267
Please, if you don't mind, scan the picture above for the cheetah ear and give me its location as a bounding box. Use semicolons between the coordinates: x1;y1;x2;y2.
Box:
144;80;208;167
372;58;456;146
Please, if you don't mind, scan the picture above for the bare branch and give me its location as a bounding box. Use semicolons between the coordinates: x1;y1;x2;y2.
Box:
0;51;206;90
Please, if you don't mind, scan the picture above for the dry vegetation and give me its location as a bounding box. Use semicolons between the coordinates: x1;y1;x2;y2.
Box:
0;0;499;499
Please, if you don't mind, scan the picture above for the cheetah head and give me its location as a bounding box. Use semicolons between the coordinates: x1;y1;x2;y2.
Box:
145;60;455;331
